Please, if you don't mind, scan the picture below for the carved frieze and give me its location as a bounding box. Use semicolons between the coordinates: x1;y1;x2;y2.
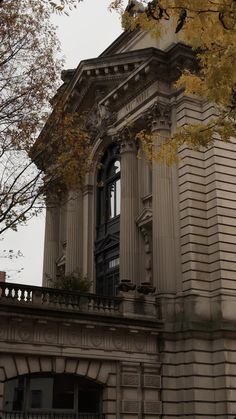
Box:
0;317;158;357
0;322;7;340
90;331;103;348
43;326;58;344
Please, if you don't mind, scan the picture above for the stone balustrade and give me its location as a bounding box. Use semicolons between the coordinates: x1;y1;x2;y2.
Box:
0;282;160;323
0;282;121;316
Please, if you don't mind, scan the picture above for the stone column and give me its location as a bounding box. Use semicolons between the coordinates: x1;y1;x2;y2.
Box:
119;128;139;283
65;190;83;275
42;194;60;287
82;182;94;285
148;102;177;292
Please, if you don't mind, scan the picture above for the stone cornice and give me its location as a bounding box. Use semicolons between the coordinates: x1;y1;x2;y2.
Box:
64;48;158;111
64;43;196;114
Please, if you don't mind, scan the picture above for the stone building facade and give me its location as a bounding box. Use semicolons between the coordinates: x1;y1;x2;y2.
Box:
1;28;236;419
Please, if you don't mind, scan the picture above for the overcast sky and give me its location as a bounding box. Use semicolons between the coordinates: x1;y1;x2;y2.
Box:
1;1;122;286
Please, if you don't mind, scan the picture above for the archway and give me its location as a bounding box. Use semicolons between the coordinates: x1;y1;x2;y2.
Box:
2;373;104;419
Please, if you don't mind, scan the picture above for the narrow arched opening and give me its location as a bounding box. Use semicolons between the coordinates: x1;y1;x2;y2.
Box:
95;143;120;296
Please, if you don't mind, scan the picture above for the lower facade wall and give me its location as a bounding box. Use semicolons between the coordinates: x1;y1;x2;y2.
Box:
161;335;236;419
0;354;161;419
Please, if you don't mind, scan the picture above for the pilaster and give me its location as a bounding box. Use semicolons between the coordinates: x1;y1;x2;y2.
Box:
42;193;60;287
119;128;139;283
82;181;94;286
65;190;83;275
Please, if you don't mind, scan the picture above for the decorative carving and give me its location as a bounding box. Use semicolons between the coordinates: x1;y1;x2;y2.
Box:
43;326;57;344
67;328;81;346
17;326;32;342
143;401;162;415
122;400;140;413
134;335;146;352
86;90;117;137
90;332;103;347
122;373;139;387
117;279;136;293
113;333;124;350
117;126;138;154
137;281;156;295
146;101;171;132
141;227;152;283
144;374;161;388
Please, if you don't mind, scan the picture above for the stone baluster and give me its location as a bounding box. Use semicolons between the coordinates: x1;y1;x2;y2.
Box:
147;102;177;292
119;127;139;283
42;193;60;287
65;190;83;275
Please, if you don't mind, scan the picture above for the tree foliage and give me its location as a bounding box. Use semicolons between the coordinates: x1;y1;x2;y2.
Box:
0;0;91;234
49;269;91;292
47;0;82;14
0;0;62;233
110;0;236;158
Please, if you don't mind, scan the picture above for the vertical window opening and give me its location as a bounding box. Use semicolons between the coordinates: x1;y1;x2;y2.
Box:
95;145;120;296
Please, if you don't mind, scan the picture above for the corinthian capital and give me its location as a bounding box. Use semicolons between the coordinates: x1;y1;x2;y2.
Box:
116;126;138;154
146;102;171;132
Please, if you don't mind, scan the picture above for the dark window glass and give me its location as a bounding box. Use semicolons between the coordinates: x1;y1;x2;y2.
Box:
96;144;120;296
53;375;74;409
31;390;42;409
78;390;100;413
13;386;24;411
29;376;53;409
4;374;102;414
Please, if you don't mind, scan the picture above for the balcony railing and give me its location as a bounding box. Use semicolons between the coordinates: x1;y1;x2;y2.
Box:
0;282;121;316
0;412;104;419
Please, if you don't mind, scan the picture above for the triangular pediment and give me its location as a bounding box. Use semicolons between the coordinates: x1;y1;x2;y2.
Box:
95;233;119;253
64;48;158;112
136;207;153;229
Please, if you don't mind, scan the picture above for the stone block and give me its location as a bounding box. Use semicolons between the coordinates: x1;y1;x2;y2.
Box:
144;374;161;388
54;357;65;373
40;357;53;372
107;373;116;387
97;362;112;384
143;401;162;415
28;357;41;374
87;361;100;380
103;387;116;401
0;367;6;382
76;360;89;376
121;400;140;414
15;356;29;376
1;356;17;379
65;359;78;374
103;400;116;414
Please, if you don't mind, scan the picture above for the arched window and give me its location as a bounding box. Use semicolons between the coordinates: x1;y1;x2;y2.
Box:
3;374;102;416
107;160;120;219
95;144;120;296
